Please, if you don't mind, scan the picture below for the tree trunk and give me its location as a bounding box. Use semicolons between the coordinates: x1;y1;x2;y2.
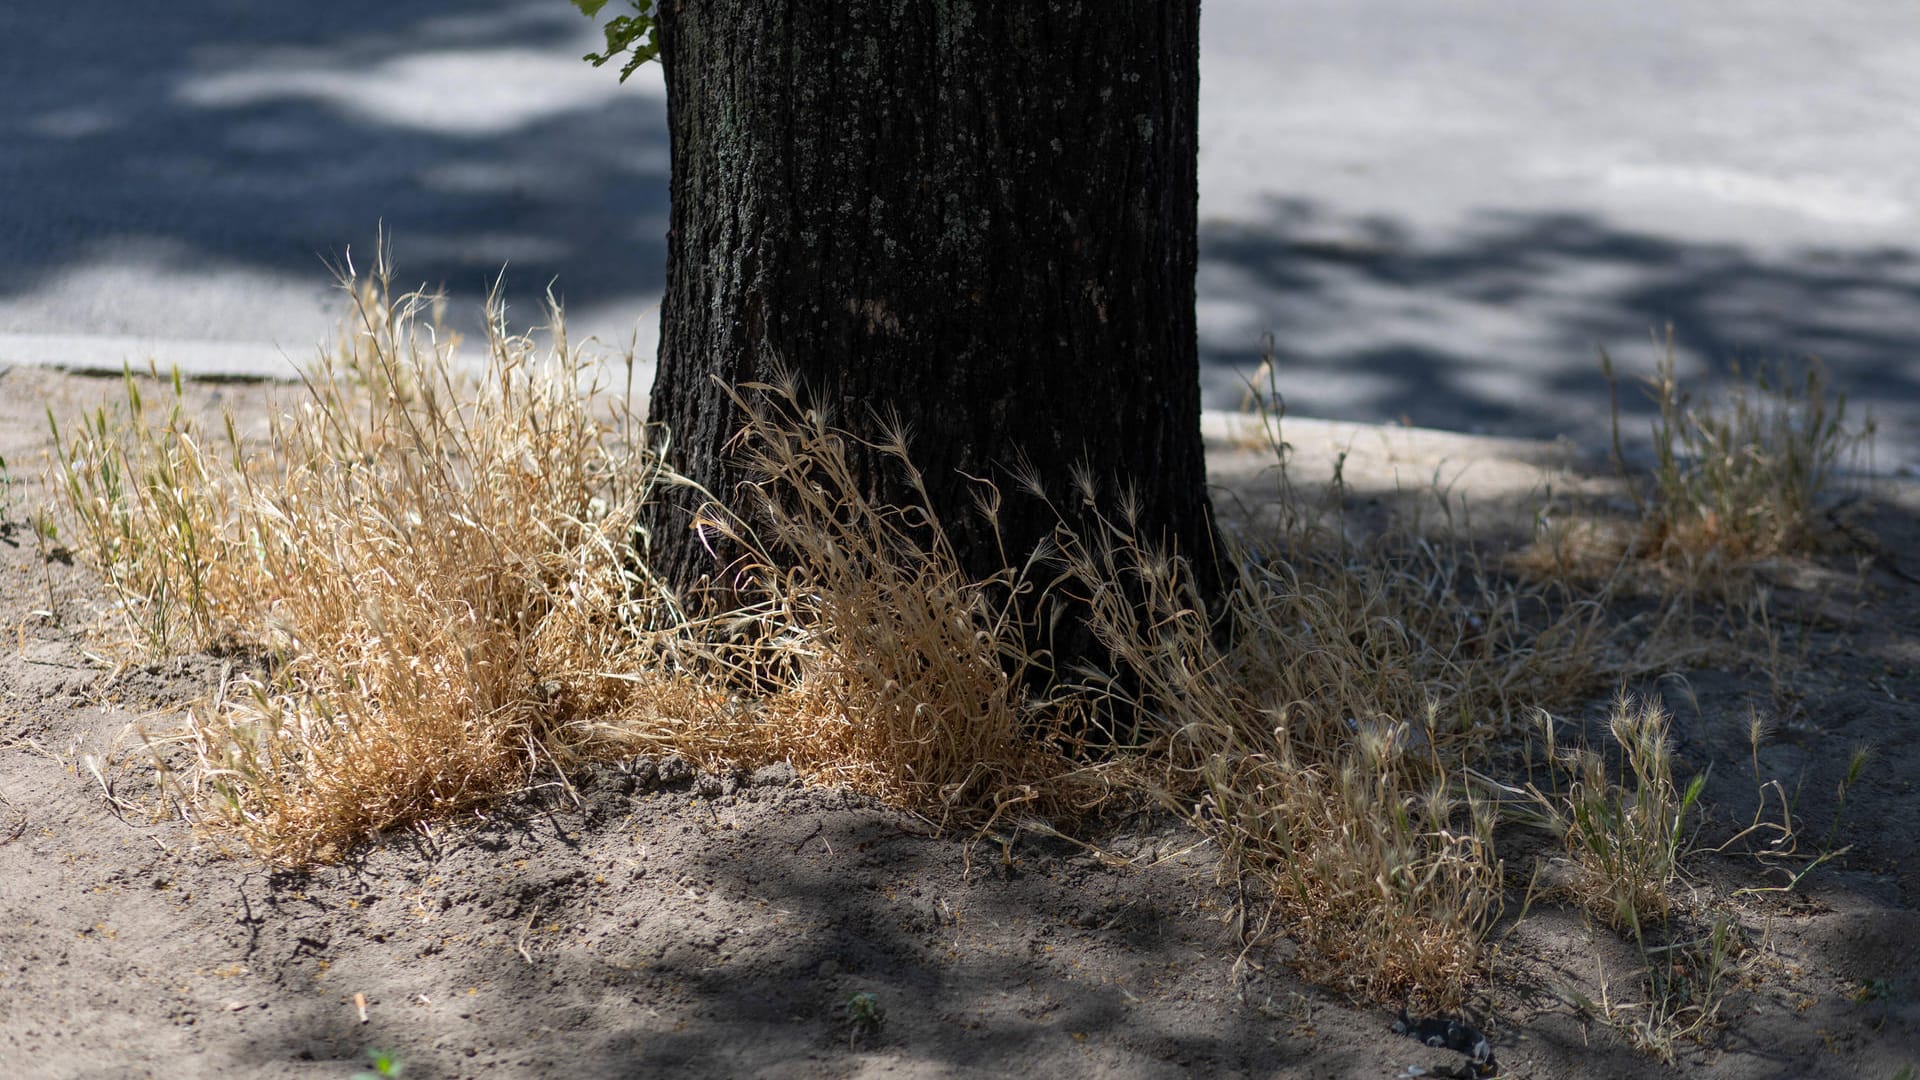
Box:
641;0;1219;661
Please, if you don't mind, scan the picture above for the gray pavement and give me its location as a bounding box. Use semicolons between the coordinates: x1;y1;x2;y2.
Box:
0;2;668;371
4;2;1918;469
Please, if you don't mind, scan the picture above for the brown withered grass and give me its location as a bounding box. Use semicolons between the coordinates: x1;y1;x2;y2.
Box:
47;255;1855;1011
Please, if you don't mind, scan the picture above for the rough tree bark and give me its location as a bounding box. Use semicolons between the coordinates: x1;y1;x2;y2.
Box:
641;0;1220;654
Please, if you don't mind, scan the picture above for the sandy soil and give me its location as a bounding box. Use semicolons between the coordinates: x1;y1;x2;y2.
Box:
2;364;1918;1079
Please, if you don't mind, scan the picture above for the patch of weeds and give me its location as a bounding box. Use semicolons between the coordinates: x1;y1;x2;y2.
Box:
1060;408;1614;1005
48;246;693;861
1602;335;1871;584
1605;910;1750;1063
704;382;1097;818
1508;511;1635;586
46;244;1098;864
351;1047;405;1079
1528;695;1705;929
843;990;885;1048
1516;337;1872;687
0;451;17;544
47;362;229;652
1826;742;1873;849
1513;695;1763;1060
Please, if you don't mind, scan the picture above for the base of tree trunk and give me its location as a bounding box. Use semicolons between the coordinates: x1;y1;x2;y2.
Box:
639;0;1220;685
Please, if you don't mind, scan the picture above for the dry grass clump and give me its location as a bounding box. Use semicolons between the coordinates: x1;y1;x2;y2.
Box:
1510;695;1757;1060
1625;344;1859;565
1516;339;1868;594
52;260;708;861
1528;695;1705;930
1613;911;1748;1062
1197;717;1502;1004
200;310;680;859
1058;458;1611;1005
683;385;1096;820
1562;908;1750;1064
1508;514;1636;585
1618;340;1864;575
50;365;248;653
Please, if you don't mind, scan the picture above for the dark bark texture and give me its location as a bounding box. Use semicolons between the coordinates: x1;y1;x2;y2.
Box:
643;0;1218;623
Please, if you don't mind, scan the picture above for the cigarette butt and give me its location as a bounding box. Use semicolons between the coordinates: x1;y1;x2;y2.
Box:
353;992;369;1023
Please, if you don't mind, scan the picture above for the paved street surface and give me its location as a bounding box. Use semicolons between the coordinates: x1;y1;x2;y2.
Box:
4;2;1917;467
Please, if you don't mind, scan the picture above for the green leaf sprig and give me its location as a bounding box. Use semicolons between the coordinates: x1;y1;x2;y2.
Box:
571;0;660;82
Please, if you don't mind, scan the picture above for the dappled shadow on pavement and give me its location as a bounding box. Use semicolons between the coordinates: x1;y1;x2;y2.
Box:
1199;198;1920;468
0;1;668;345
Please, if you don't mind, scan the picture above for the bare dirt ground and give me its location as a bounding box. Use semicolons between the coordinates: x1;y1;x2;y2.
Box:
3;365;1918;1079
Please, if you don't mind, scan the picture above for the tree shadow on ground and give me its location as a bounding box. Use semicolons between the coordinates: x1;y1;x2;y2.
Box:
0;0;668;343
208;795;1350;1079
1199;197;1920;467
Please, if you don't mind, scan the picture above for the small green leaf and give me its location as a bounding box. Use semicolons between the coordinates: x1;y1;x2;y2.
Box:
571;0;611;16
351;1048;405;1079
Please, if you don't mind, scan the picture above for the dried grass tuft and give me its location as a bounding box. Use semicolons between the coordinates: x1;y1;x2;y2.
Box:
1512;335;1872;595
668;383;1103;821
1054;427;1612;1005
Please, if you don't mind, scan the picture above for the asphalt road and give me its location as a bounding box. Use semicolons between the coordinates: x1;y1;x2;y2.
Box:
4;2;1917;468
